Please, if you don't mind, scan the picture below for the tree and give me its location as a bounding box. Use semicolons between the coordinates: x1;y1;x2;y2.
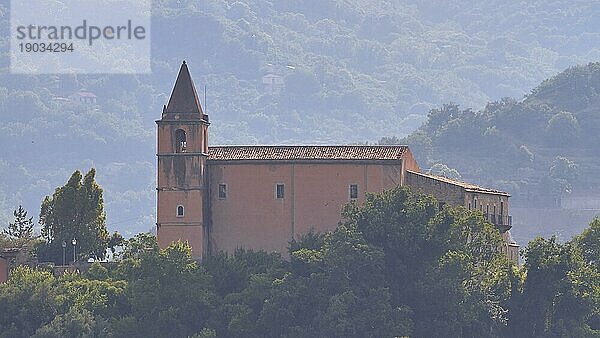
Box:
32;308;98;338
4;205;35;240
0;266;58;338
38;169;109;264
256;223;412;338
576;218;600;269
545;111;580;147
508;234;600;336
541;156;580;205
115;241;217;337
428;163;461;180
343;186;512;336
573;219;600;332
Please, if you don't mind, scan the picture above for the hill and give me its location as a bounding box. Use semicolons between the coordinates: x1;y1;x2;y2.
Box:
398;62;600;242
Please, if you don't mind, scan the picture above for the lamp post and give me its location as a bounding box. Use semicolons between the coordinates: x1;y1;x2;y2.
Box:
61;241;66;266
72;238;77;263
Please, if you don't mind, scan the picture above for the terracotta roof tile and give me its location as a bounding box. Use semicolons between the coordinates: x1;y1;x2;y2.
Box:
208;145;408;161
407;170;510;196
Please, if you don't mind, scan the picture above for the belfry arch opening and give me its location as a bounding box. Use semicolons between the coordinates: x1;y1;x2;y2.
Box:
175;129;187;153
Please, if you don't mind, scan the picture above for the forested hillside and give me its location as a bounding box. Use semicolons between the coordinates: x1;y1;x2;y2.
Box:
0;0;599;235
397;62;600;242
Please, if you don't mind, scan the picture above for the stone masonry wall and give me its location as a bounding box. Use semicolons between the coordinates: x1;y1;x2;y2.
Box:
404;170;465;207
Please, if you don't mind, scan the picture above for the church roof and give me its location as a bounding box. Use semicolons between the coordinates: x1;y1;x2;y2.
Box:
208;145;408;161
407;170;509;196
165;61;204;115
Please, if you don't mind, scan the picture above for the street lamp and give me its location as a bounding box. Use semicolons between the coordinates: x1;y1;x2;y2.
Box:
72;238;77;263
61;241;66;266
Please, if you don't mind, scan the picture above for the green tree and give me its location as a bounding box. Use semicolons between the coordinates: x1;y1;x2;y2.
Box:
55;273;128;320
256;223;412;338
38;169;109;263
118;232;158;260
573;219;600;332
32;308;99;338
344;186;512;336
576;218;600;269
0;266;58;338
509;235;600;336
4;205;35;240
115;241;217;337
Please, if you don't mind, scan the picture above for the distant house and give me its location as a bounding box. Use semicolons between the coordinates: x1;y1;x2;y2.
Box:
262;73;284;94
0;248;27;283
69;90;98;104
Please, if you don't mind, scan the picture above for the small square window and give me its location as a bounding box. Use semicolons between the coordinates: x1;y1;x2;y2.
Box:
276;184;285;199
349;184;358;199
218;184;227;199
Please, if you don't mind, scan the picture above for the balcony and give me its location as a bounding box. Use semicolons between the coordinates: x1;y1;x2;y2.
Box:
485;214;512;231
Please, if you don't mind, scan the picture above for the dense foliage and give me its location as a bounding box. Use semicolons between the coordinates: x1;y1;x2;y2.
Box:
397;63;600;208
36;169;122;264
0;1;598;235
1;187;598;337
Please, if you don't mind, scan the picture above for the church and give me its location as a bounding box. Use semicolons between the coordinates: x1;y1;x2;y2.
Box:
156;62;519;261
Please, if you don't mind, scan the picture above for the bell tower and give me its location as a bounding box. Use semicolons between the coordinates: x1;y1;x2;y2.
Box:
156;61;209;258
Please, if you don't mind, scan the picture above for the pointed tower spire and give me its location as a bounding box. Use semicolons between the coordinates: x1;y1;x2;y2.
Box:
165;61;204;116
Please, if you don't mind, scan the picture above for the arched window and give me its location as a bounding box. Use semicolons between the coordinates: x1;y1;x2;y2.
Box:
176;205;184;217
175;129;187;153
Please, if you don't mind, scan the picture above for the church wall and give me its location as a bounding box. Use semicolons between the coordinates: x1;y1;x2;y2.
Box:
158;155;206;188
209;163;294;254
292;163;400;236
157;187;205;257
400;148;420;178
157;189;204;224
404;171;465;206
208;161;403;255
157;223;204;257
464;192;511;226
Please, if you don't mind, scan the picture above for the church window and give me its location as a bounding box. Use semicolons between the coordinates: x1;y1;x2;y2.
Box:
218;184;227;199
175;129;187;153
176;205;184;217
349;184;358;199
276;184;285;199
